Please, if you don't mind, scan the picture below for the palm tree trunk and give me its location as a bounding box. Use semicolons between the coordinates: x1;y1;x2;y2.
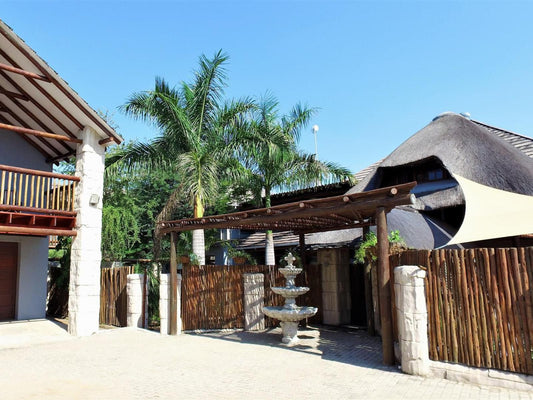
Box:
265;231;275;265
192;229;205;265
192;195;206;265
264;188;275;265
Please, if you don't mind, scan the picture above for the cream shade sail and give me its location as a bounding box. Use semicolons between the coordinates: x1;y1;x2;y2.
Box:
446;175;533;246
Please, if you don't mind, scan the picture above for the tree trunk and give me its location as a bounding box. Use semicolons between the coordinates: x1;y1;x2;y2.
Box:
264;188;275;265
265;230;275;265
192;229;205;265
192;195;205;265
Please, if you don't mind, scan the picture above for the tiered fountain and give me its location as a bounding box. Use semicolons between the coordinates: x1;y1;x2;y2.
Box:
263;253;318;345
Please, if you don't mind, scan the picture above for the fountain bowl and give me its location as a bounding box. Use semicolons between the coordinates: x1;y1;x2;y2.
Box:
271;286;309;298
262;306;317;322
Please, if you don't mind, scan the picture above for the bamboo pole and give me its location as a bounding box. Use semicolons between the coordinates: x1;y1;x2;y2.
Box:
169;232;178;335
6;171;12;205
519;248;533;375
0;170;5;204
508;248;528;373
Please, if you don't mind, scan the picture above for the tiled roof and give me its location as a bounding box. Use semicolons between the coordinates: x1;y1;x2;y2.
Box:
471;120;533;158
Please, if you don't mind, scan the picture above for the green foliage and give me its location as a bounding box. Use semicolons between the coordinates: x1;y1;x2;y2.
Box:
354;230;406;264
223;240;256;264
133;262;160;325
54;236;72;289
102;205;140;260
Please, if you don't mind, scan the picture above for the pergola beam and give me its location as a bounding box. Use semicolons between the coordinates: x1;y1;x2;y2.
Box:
0;122;82;143
0;62;49;81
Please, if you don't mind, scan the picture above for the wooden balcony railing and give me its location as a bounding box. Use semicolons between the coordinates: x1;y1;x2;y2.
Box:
0;164;80;216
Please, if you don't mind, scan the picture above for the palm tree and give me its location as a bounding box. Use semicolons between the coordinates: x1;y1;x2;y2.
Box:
109;50;252;264
234;94;353;265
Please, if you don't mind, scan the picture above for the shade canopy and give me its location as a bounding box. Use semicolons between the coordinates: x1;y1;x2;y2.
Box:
445;175;533;246
159;182;416;235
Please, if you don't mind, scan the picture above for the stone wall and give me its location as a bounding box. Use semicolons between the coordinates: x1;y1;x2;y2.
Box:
159;273;182;335
243;273;264;331
318;248;351;325
126;274;148;328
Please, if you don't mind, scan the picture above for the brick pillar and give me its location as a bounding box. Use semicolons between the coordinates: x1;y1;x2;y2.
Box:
394;265;430;376
160;273;182;334
243;273;264;331
68;126;105;336
318;248;351;325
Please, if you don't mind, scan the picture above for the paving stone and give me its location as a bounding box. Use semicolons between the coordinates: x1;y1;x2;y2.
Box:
0;326;532;399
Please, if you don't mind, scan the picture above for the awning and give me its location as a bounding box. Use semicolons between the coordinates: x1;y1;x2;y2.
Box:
445;175;533;246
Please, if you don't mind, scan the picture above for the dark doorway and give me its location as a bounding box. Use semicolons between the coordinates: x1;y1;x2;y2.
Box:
349;262;367;326
0;242;18;320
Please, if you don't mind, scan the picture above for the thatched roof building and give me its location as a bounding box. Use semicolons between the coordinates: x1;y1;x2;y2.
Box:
240;112;533;254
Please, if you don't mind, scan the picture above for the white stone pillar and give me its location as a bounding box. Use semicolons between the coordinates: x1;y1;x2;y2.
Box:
127;274;145;328
159;273;182;334
394;265;430;376
243;273;264;331
68;126;105;336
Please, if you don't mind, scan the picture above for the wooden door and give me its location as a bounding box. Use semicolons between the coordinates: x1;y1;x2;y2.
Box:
0;242;18;320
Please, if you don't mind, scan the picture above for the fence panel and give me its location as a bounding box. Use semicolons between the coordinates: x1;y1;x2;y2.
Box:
99;265;135;327
181;265;289;331
390;247;533;375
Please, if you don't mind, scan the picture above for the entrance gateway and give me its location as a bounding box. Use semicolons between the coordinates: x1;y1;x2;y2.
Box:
0;242;18;320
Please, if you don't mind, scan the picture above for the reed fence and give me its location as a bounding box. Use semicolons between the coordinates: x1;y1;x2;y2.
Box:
0;164;79;214
182;264;322;331
390;247;533;375
100;265;135;327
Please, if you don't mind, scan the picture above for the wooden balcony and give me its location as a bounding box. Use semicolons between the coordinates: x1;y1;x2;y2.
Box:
0;164;79;236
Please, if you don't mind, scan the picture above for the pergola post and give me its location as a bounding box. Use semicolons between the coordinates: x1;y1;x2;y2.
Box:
170;232;178;335
299;233;306;268
376;206;394;365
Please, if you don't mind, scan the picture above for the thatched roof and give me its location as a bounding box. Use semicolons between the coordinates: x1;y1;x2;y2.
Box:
350;113;533;196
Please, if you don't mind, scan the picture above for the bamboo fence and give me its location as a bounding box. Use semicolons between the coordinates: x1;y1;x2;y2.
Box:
99;265;136;327
390;247;533;375
181;264;323;331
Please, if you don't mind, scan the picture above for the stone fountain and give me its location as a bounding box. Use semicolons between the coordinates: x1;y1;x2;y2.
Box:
263;253;318;345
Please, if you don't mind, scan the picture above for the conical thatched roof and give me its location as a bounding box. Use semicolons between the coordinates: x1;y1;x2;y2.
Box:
350;113;533;196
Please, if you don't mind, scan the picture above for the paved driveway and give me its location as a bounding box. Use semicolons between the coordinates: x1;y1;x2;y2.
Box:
0;325;531;399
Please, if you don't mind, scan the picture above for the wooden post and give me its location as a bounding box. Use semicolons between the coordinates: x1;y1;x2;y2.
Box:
376;207;394;365
170;232;178;335
362;226;375;336
299;233;306;268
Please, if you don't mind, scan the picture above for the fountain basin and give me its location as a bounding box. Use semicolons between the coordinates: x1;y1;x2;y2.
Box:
271;286;309;298
263;306;317;322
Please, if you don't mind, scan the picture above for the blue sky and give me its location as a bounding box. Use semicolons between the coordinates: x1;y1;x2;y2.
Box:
2;1;533;174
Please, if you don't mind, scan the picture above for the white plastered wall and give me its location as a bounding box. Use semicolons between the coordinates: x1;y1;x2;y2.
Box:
0;235;49;320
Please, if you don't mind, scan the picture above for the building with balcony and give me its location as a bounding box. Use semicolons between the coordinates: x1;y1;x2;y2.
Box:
0;19;122;336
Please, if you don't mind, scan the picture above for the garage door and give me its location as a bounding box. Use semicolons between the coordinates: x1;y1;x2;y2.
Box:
0;242;18;320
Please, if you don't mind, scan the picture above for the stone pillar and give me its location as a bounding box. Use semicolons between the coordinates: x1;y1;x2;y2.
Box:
159;273;182;335
394;265;430;376
68;126;105;336
318;248;351;325
127;274;145;328
243;273;264;331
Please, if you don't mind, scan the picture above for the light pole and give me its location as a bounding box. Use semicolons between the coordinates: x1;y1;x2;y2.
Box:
312;124;319;160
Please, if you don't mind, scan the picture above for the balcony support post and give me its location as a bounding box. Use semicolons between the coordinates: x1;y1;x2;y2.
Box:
68;126;105;336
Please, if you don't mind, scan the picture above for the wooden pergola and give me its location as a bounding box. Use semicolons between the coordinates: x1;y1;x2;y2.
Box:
159;181;417;365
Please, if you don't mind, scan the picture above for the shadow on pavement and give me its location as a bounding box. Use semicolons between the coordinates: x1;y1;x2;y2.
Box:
190;325;399;372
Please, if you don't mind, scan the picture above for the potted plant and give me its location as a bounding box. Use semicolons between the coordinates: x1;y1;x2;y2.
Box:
224;241;256;265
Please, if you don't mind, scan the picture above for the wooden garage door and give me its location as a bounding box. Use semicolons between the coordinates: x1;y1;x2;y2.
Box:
0;242;18;320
